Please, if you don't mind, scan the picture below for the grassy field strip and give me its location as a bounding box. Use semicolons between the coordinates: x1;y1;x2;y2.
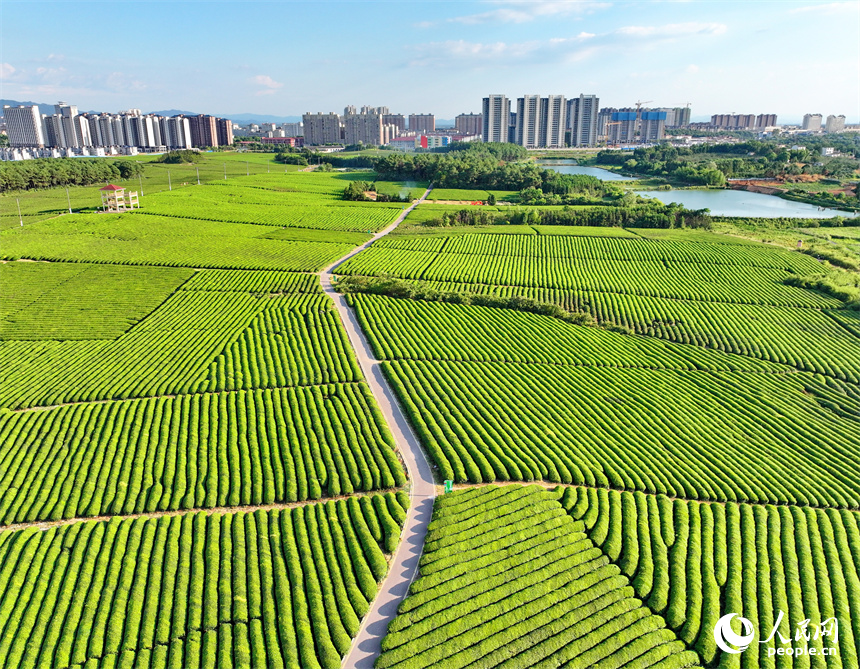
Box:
0;488;406;535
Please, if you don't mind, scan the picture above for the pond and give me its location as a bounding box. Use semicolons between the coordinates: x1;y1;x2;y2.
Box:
637;189;858;219
537;161;634;181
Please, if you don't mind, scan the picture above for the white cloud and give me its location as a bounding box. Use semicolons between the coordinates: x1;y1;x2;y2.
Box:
616;22;727;37
408;20;726;69
686;64;700;73
0;63;15;79
252;74;284;96
448;0;610;25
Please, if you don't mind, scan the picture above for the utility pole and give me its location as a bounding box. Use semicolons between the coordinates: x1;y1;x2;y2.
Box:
138;173;144;196
246;161;249;176
224;163;227;180
196;166;200;185
17;198;23;226
66;187;72;214
168;170;172;191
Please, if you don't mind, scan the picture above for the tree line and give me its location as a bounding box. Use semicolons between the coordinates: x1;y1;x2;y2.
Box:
424;201;713;230
596;139;860;183
0;158;144;192
373;144;620;200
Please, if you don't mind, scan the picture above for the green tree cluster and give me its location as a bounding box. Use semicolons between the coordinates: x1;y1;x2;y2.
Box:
155;150;202;164
0;158;143;192
424;202;712;230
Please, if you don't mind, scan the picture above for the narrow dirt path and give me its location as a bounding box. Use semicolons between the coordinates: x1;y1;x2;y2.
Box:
320;189;439;669
0;488;399;534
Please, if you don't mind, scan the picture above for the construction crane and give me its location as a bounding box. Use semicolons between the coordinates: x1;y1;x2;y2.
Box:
634;100;653;142
601;120;622;145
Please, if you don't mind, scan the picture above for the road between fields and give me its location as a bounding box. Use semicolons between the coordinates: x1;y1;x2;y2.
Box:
320;188;438;669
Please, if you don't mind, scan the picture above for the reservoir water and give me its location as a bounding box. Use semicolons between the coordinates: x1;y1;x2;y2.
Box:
637;188;858;219
537;161;634;181
539;160;856;218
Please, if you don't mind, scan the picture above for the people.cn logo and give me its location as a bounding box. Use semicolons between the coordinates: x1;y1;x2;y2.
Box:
714;613;756;654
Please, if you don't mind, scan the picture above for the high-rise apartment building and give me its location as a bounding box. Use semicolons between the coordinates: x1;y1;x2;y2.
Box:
567;94;599;147
607;112;637;143
677;107;691;127
597;108;617;138
710;114;756;130
605;109;665;143
515;95;566;148
756;114;777;128
54;102;83;147
344;111;384;146
282;122;303;137
825;115;846;133
162;116;193;149
654;106;690;128
29;103;210;151
217;118;233;146
302;112;342;145
539;95;566;148
188;114;219;147
802;114;823;131
515;95;541;148
455;113;482;136
382;123;399;145
482;95;510;143
3;105;46;147
382;114;406;134
362;106;389;115
639;111;667;142
408;114;435;133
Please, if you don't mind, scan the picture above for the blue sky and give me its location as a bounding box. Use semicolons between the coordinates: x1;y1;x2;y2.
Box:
2;1;858;123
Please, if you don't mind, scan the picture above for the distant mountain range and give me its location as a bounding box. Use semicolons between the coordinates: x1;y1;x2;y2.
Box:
146;109;200;117
223;113;302;124
0;100;56;116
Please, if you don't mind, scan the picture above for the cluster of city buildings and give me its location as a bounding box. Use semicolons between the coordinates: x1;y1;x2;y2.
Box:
2;103;233;160
300;106;480;150
482;94;600;148
2;98;854;161
697;113;778;130
801;114;847;133
482;95;698;148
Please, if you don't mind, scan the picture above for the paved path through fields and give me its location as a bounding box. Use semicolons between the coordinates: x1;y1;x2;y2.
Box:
319;188;438;669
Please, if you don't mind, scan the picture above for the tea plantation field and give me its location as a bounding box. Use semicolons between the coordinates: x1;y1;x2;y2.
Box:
380;484;859;669
3;165;860;669
0;493;409;669
378;485;701;669
340;219;860;665
0;170;417;668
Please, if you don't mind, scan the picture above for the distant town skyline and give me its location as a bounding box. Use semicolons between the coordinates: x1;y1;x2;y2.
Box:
2;1;858;124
